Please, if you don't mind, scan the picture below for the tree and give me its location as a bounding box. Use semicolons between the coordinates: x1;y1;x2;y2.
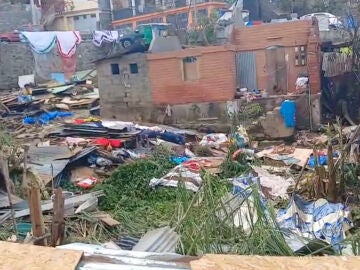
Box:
311;0;347;15
187;10;220;46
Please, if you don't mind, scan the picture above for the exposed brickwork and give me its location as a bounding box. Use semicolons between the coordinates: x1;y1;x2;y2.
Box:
147;46;236;105
306;22;321;94
145;20;321;105
232;20;314;50
232;19;321;94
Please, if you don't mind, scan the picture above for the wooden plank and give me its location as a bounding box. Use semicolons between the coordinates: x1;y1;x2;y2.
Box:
29;187;47;246
190;255;360;270
0;241;82;270
51;188;65;247
15;191;104;218
92;212;120;227
0;155;17;234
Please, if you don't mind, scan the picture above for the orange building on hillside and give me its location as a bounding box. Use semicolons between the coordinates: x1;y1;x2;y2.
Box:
112;1;227;31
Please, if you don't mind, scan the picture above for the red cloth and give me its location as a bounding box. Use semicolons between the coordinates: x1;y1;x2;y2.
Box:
94;138;123;148
62;54;77;80
74;119;85;124
76;176;100;189
183;159;212;172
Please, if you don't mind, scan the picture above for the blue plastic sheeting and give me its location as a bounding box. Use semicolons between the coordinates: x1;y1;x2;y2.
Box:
307;152;339;168
170;156;190;165
51;73;66;84
308;155;327;167
18;95;33;104
232;173;259;197
280;100;296;128
23;111;73;125
277;194;352;252
232;173;353;253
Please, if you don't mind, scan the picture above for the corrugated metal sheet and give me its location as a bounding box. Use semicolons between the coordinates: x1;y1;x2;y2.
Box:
235;52;257;90
28;146;72;185
133;226;180;253
58;243;192;270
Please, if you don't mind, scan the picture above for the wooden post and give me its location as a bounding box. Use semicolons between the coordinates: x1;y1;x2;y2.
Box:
51;188;65;247
22;144;29;191
0;154;17;235
29;187;46;246
327;143;337;202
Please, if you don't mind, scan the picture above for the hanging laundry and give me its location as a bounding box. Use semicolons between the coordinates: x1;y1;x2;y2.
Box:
92;31;119;47
20;32;57;54
22;31;82;80
56;31;82;57
56;31;82;79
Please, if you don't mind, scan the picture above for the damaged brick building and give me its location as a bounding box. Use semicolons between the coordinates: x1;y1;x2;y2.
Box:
96;19;321;126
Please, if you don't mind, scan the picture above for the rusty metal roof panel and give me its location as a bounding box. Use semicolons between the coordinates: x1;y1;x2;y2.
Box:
58;243;192;270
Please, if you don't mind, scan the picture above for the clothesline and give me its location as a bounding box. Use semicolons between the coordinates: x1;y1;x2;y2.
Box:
21;31;82;57
21;31;82;80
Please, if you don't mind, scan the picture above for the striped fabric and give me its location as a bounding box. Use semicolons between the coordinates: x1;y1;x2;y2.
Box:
277;195;353;252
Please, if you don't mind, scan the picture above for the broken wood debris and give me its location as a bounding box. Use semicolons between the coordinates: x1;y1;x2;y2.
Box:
15;191;104;218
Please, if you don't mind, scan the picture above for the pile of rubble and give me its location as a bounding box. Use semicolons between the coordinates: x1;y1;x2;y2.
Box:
0;77;359;268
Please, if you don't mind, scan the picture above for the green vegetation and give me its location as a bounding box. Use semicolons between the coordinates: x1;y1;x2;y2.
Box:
188;10;220;46
96;146;297;256
97;148;179;236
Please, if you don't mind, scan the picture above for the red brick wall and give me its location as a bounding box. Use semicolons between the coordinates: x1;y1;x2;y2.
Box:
232;20;314;50
233;19;321;94
147;20;321;106
148;47;236;105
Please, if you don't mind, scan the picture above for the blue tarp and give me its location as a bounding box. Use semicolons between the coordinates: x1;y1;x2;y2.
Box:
232;173;352;253
277;195;352;252
280;100;296;128
171;156;190;165
23;111;73;125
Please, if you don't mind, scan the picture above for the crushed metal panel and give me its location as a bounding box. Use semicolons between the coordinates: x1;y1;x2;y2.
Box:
235;51;257;90
28;159;69;185
133;226;180;253
58;243;191;270
48;84;76;94
28;146;72;185
0;190;24;208
72;69;97;82
28;146;73;162
0;210;12;225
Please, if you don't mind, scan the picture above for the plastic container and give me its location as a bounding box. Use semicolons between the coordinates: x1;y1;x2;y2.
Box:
16;223;32;240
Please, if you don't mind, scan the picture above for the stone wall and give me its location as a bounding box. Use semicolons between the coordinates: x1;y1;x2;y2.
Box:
0;2;32;33
0;41;108;89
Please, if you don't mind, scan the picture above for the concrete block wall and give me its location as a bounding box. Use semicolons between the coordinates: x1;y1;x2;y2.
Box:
0;41;107;89
0;3;32;33
0;43;34;90
98;53;154;120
